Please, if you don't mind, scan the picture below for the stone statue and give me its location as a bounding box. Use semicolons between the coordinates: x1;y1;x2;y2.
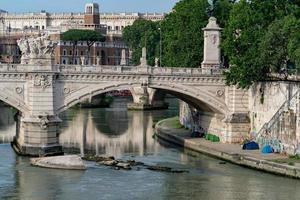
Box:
17;37;29;56
17;33;58;65
155;57;159;67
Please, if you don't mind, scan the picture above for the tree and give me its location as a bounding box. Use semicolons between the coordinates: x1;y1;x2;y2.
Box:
161;0;209;67
161;0;234;67
222;0;300;88
61;29;105;64
122;0;235;68
123;19;160;66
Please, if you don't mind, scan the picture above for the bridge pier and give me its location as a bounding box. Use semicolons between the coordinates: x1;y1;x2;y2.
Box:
127;87;168;110
12;114;63;156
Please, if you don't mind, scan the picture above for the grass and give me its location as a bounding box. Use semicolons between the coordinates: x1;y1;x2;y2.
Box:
272;156;300;166
161;117;184;129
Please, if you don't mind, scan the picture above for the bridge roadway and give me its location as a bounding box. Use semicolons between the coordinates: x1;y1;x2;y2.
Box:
0;64;249;156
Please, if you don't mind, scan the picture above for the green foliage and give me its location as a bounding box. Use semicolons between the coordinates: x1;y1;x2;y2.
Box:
123;0;234;68
161;0;209;67
61;29;105;64
123;0;300;88
205;133;220;142
222;0;300;88
61;29;105;46
123;20;160;66
161;117;184;129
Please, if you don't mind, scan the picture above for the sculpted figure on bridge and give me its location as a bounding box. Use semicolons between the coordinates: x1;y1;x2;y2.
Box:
17;37;30;64
17;33;57;65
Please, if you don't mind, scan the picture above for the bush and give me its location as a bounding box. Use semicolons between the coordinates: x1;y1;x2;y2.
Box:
205;133;220;142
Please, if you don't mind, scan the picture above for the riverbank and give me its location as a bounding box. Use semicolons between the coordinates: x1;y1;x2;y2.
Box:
155;117;300;179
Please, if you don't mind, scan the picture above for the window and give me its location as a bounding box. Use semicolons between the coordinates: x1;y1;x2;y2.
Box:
69;50;72;55
63;49;67;56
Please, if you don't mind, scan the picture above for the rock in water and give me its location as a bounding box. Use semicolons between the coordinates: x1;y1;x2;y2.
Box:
31;155;86;170
99;160;118;166
116;162;131;170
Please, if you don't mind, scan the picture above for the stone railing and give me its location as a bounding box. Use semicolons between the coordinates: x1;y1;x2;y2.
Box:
58;65;224;76
0;64;225;76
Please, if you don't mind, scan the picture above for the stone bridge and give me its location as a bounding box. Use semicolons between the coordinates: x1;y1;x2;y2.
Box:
0;16;250;156
0;63;249;156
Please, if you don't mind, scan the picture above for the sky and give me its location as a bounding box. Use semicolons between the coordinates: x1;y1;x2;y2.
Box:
0;0;179;13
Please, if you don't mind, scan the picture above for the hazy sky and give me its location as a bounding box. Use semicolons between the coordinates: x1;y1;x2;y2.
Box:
0;0;179;13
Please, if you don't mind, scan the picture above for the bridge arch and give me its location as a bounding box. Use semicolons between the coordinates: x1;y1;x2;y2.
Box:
57;82;228;115
149;83;228;115
57;83;138;114
0;92;28;114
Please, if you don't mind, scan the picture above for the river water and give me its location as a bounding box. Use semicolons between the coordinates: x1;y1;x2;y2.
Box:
0;98;300;200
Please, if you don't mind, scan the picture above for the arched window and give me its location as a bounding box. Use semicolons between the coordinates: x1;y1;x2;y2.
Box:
63;49;67;56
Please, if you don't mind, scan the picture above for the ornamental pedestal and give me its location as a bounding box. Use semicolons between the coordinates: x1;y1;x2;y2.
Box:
201;17;222;69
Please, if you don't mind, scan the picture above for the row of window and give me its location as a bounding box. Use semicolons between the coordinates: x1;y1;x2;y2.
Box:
61;41;127;48
23;25;45;30
62;49;123;57
61;57;122;65
107;25;124;31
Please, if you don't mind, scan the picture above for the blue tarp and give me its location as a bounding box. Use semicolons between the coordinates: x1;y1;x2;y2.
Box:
262;145;273;154
242;141;259;150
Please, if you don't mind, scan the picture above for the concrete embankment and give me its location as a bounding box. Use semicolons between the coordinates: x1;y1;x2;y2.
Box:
155;117;300;179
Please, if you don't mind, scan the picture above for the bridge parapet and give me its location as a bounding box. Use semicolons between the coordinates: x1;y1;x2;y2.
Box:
58;65;224;76
0;64;60;72
0;64;225;76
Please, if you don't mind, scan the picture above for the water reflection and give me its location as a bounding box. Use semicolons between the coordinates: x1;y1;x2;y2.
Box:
14;156;84;200
2;98;300;200
0;106;15;143
59;98;178;157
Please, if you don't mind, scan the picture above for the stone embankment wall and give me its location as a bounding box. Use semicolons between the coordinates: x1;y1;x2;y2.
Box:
179;101;224;141
179;82;300;154
249;82;300;154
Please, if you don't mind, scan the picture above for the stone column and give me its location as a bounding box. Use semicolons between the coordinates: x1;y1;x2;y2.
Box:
139;47;148;66
12;73;63;156
120;49;127;66
80;56;86;65
96;56;101;65
201;17;222;69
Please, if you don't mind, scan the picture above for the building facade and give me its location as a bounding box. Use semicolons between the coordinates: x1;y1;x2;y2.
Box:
0;3;164;65
0;4;165;36
55;39;129;65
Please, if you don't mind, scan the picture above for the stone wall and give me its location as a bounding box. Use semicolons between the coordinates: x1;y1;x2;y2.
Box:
249;82;300;154
249;82;299;134
179;101;225;142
